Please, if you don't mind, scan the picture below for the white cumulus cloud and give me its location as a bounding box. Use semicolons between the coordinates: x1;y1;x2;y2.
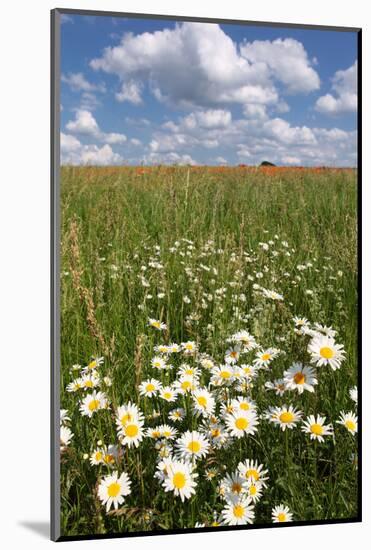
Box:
315;61;357;115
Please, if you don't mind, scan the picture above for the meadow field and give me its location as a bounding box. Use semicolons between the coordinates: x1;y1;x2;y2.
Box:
59;165;358;537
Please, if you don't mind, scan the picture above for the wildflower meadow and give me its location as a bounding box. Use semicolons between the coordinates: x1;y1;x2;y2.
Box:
59;165;358;536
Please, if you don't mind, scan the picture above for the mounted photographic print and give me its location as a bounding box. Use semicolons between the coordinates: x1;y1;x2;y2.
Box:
51;8;361;541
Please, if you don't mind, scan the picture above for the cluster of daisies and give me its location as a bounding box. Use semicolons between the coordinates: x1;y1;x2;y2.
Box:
61;312;357;528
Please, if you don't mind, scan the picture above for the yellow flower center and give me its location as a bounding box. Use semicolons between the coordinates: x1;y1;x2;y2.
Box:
232;482;242;493
246;469;259;481
120;413;132;425
261;353;271;361
104;454;114;464
163;431;172;438
84;380;94;388
320;346;334;359
125;424;139;437
163;392;172;400
187;440;201;453
279;411;295;423
293;372;305;385
152;431;161;438
310;423;324;435
220;370;231;379
173;472;186;489
95;451;102;461
88;399;100;412
345;420;356;432
197;396;207;408
185;343;194;351
235;417;249;430
107;482;121;498
211;428;220;438
146;383;155;392
240;402;250;411
230;351;238;359
243;367;251;374
185;368;194;375
249;485;257;495
88;360;97;370
233;505;245;518
152;321;161;329
277;512;286;522
181;380;191;390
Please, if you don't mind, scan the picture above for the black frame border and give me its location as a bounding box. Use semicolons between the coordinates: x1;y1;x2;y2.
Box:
51;7;362;542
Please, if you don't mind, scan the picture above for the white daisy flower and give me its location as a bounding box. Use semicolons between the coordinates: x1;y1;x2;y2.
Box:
225;410;259;438
267;405;303;431
162;459;198;502
181;341;198;355
119;418;145;448
139;378;162;397
262;288;284;301
98;471;131;512
82;356;104;373
253;348;280;369
151;356;168;371
221;497;255;525
219;472;248;502
246;480;263;503
79;391;107;418
60;409;71;425
284;363;318;394
210;365;235;386
337;411;358;435
237;459;269;488
173;374;198;394
159;386;178;403
158;424;178;440
308;334;345;370
168;408;186;422
224;345;241;364
272;504;293;523
176;430;210;461
192;388;216;417
228;330;258;350
265;378;287;396
301;414;334;442
60;425;73;448
90;447;105;466
349;386;358;404
148;318;167;331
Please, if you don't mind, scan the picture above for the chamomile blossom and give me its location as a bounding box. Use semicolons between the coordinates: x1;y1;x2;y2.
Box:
90;447;105;466
237;459;269;488
97;471;131;512
228;330;258;350
169;408;186;422
192;388;216;417
210;365;235;386
308;334;345;370
83;356;104;373
79;391;107;418
225;410;259;438
119;418;145;448
162;459;198;502
181;341;198;355
219;472;248;502
60;425;73;448
337;411;358;435
139;378;162;397
272;504;293;523
301;415;333;442
148;318;167;331
158;424;178;440
151;356;167;371
265;378;287;396
173;374;198;394
267;405;303;431
284;363;318;394
176;430;210;461
221;497;255;525
349;386;358;405
159;386;178;403
253;348;280;369
224;345;241;364
246;480;263;503
60;409;71;425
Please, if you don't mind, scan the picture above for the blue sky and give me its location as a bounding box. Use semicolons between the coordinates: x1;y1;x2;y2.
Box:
60;13;358;166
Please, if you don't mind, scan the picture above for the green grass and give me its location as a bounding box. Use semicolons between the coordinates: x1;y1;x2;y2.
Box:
60;165;358;536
